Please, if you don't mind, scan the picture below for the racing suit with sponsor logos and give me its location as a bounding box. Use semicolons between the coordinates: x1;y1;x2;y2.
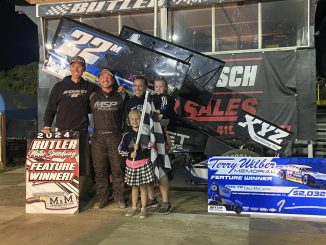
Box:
43;76;98;176
90;89;125;202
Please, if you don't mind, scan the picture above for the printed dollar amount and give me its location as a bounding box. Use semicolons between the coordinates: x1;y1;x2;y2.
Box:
55;29;124;65
289;189;326;198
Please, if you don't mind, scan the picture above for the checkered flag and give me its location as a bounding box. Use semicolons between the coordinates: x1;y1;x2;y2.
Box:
45;4;72;16
137;91;171;178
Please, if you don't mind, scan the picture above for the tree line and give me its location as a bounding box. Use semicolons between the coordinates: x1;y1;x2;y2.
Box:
0;62;38;96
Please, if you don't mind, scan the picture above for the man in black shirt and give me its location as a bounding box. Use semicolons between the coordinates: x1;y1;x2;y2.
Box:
42;56;98;199
90;68;126;209
42;56;97;133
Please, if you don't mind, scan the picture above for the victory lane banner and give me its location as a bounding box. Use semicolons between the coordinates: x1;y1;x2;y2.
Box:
208;157;326;217
26;131;80;214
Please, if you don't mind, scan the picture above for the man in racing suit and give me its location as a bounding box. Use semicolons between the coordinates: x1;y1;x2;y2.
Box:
90;68;126;209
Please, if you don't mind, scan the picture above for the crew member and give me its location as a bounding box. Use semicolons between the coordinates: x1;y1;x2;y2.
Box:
90;68;126;209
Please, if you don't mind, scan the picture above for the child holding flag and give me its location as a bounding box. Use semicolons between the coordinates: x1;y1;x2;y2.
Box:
118;109;155;218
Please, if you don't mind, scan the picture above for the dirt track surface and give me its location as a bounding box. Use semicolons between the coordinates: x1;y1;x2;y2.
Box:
1;168;326;245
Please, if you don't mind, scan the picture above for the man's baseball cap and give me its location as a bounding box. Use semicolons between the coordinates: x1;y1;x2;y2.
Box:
70;56;86;67
98;68;114;78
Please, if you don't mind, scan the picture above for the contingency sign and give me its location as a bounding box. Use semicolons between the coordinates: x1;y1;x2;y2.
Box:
208;157;326;217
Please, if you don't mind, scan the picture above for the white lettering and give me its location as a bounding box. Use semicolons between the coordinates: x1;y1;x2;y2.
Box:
216;65;257;87
70;3;88;13
87;1;106;12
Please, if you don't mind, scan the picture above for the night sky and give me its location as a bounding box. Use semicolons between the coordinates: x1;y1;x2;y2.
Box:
0;1;39;71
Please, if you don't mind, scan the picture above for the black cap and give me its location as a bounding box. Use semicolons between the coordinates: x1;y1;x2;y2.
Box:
70;56;86;67
98;68;114;78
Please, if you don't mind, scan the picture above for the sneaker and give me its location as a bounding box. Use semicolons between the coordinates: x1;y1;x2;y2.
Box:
146;198;159;208
139;208;148;218
125;207;138;217
93;199;107;209
114;200;127;209
159;202;172;215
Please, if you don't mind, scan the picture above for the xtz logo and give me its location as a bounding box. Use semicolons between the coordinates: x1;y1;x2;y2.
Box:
237;114;290;151
55;28;125;65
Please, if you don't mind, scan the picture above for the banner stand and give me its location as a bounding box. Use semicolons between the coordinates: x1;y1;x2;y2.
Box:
25;131;80;214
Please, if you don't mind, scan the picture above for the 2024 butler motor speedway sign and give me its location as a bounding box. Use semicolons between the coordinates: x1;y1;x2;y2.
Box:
26;132;79;214
208;157;326;217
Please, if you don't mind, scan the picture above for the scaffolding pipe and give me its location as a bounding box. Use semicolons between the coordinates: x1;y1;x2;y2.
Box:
0;113;6;168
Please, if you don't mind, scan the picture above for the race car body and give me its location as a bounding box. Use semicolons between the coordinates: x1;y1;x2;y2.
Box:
277;164;326;188
208;183;243;214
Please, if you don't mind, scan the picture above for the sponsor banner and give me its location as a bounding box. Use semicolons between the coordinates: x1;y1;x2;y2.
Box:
233;110;293;152
26;131;80;214
177;51;298;138
37;0;162;17
42;17;189;94
208;157;326;217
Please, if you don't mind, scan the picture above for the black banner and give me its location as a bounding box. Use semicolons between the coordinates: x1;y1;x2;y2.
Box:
176;51;303;139
233;110;293;152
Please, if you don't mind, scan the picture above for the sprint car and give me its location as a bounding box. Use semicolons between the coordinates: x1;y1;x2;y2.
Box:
208;183;243;214
277;164;326;188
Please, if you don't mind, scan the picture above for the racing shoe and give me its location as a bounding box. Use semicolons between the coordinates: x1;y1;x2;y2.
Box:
125;207;138;217
139;208;148;218
93;199;107;210
146;198;159;208
114;200;127;209
159;202;172;215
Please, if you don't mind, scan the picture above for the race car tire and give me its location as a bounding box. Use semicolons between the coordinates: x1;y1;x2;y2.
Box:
234;205;242;214
302;175;310;185
210;184;219;192
279;171;286;179
222;149;261;157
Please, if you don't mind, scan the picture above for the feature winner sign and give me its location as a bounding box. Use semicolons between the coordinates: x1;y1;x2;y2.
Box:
26;131;79;214
208;157;326;217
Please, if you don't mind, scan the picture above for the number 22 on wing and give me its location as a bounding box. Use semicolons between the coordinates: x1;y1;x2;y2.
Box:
55;29;123;65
